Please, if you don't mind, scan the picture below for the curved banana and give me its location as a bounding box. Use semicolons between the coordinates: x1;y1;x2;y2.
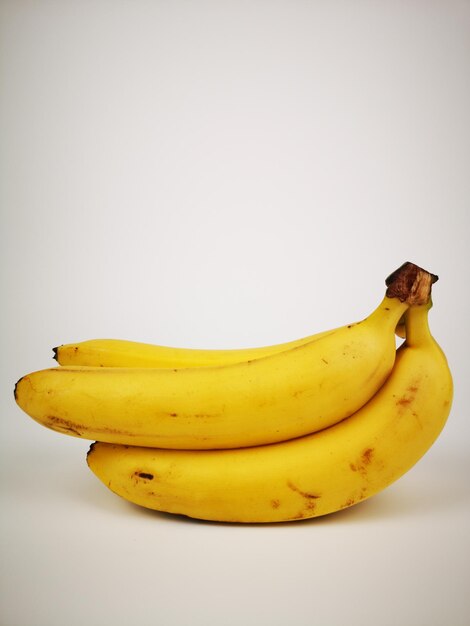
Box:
86;303;453;523
53;329;336;368
54;313;406;368
54;261;417;369
14;262;434;450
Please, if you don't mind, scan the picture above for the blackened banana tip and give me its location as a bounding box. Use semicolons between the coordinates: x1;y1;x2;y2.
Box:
13;377;22;401
87;442;97;464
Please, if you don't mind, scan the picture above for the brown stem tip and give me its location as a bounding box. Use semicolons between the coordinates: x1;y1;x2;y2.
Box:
385;262;438;306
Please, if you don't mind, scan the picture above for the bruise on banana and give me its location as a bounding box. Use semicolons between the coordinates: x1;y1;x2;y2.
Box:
392;381;425;428
44;416;83;437
396;389;417;406
286;480;321;519
394;382;420;409
165;411;223;419
44;415;138;439
349;447;375;475
339;487;369;510
342;447;383;510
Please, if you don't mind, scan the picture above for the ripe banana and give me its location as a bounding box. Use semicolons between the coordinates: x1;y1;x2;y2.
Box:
14;262;435;450
54;313;407;368
53;264;414;369
53;329;337;369
86;303;453;523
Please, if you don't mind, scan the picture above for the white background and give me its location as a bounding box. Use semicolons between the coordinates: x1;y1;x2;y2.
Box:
1;1;469;625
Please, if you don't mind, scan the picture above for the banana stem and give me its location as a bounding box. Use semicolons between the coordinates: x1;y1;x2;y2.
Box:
403;302;433;348
368;262;437;333
385;261;437;306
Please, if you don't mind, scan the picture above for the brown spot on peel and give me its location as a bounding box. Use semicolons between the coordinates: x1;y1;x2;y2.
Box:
362;448;374;465
284;481;321;520
45;415;137;439
397;396;412;407
287;481;320;500
135;472;154;480
350;448;375;476
396;383;419;409
46;416;83;437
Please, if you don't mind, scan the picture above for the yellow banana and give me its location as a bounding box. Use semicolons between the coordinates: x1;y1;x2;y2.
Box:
54;315;406;368
54;263;415;369
14;262;434;450
86;303;453;523
52;262;418;368
53;329;336;368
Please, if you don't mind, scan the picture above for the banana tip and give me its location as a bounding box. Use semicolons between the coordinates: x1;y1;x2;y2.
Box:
13;376;23;402
87;442;97;465
52;346;59;362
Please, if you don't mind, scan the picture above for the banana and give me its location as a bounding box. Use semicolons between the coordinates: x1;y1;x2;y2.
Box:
86;303;453;523
53;329;337;368
54;264;414;369
54;313;406;368
14;262;435;450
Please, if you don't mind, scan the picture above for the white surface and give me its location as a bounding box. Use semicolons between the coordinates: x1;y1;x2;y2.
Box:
1;2;469;625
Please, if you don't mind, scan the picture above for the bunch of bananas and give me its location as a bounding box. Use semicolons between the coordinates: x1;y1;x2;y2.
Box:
14;261;453;523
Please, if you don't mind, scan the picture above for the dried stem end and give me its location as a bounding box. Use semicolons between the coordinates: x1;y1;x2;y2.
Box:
385;262;438;306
